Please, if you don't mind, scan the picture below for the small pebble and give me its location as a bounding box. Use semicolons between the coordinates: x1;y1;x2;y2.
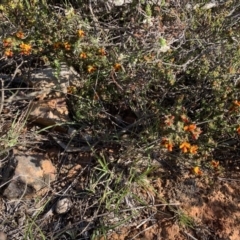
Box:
55;198;72;214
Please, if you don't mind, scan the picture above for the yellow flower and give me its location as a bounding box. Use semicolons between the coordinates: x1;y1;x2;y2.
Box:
113;63;122;71
98;48;106;56
16;31;24;39
191;166;202;176
189;145;198;154
64;42;71;51
19;43;31;55
80;52;87;59
179;142;191;153
77;29;85;38
4;48;13;57
87;65;96;73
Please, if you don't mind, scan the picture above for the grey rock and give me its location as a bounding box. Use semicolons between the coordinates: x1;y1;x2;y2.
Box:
0;232;7;240
30;63;81;94
55;198;72;214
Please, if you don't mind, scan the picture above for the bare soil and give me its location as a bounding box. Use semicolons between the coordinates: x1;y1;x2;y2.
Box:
106;170;240;240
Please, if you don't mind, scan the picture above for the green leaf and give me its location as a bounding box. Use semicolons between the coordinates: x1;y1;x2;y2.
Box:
159;37;167;47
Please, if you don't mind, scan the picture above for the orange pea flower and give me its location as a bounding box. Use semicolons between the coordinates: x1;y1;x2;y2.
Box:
53;42;62;49
237;127;240;134
64;42;71;51
211;160;219;168
161;139;173;152
4;48;13;57
189;145;198;154
191;127;202;140
16;31;24;39
166;143;173;152
233;100;240;106
191;166;202;176
87;65;96;73
3;38;12;47
164;115;175;126
180;142;191;153
67;86;77;94
181;114;189;123
113;63;122;71
19;43;31;55
229;100;240;113
98;48;106;56
184;124;196;132
80;52;87;59
77;29;85;37
184;124;202;140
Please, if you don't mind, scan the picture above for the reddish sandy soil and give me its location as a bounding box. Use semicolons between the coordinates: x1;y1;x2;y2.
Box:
105;170;240;240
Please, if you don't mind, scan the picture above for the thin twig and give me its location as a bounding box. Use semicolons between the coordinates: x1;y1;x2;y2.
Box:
120;203;181;213
218;177;240;182
182;231;198;240
130;225;155;240
136;214;156;229
0;78;4;115
110;70;123;91
6;59;24;88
